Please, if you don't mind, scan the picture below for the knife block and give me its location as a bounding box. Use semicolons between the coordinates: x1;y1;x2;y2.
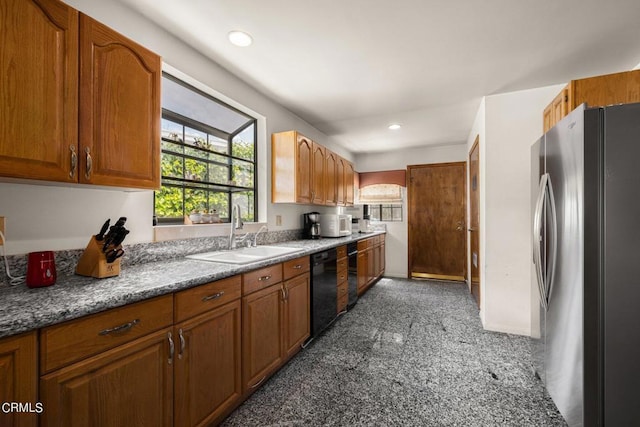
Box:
75;236;122;279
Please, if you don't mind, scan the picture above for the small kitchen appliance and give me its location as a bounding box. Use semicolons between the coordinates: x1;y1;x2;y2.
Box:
26;251;56;288
303;212;321;239
319;214;352;237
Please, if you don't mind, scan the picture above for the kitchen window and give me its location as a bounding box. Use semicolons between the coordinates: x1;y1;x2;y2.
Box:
366;204;403;222
154;73;257;224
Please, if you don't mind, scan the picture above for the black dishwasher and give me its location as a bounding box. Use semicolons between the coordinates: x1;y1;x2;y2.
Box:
310;249;338;337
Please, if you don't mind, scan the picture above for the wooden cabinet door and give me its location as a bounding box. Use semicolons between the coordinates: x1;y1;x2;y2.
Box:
79;15;160;189
40;328;173;427
0;0;78;182
311;142;326;205
175;301;241;427
295;135;313;204
324;150;338;206
0;332;38;427
374;244;381;278
283;273;310;359
336;157;346;206
367;247;376;285
381;242;386;275
242;284;283;392
551;88;568;127
357;251;368;294
345;161;355;205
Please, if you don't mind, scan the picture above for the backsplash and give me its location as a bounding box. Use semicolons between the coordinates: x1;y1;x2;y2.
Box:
0;229;302;286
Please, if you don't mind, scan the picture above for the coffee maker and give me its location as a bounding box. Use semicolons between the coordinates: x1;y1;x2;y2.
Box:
303;212;321;239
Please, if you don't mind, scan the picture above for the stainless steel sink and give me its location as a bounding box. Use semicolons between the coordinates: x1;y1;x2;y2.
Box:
187;245;304;264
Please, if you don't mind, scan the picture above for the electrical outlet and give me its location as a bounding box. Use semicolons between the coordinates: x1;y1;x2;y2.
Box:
275;215;282;226
0;216;5;247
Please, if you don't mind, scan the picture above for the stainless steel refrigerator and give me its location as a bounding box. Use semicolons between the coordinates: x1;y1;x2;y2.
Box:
531;102;640;426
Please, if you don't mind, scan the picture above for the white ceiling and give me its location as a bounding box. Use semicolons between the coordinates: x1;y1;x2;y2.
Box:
117;0;640;153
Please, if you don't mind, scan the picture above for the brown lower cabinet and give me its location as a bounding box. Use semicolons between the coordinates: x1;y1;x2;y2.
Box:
0;332;38;427
40;328;174;427
242;262;310;393
174;301;242;427
357;235;386;296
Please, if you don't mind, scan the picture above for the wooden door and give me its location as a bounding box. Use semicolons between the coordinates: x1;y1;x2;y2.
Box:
324;150;338;206
311;142;326;204
40;329;173;427
408;162;466;281
174;301;241;427
0;0;78;183
0;332;38;427
283;273;310;359
469;137;481;308
295;135;313;204
242;284;283;392
79;15;160;189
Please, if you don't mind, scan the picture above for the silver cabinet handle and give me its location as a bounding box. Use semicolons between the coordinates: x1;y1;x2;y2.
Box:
202;291;224;302
281;285;286;300
98;319;140;336
84;147;92;180
69;145;77;179
178;329;185;359
168;332;175;365
258;275;272;281
293;265;302;270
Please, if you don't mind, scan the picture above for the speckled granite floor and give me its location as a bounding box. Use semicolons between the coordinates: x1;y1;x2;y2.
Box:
222;278;567;427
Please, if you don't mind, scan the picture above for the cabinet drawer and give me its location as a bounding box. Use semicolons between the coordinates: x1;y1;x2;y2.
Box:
357;240;369;251
337;293;348;313
40;294;173;373
283;256;310;281
337;258;348;273
174;275;241;323
337;268;348;284
337;281;348;298
243;264;283;295
336;245;347;259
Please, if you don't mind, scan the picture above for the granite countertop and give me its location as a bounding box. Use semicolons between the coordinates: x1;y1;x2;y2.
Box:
0;232;385;339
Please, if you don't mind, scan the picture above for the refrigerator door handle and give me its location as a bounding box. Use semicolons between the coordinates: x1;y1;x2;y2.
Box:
545;174;558;306
533;173;548;310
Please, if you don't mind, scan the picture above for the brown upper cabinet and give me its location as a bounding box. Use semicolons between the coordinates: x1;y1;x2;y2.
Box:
0;0;160;190
543;69;640;132
272;130;354;206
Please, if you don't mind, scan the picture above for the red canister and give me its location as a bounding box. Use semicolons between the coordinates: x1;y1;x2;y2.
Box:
26;251;57;288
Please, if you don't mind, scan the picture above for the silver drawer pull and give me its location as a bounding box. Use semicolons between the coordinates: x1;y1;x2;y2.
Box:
168;332;174;365
99;319;140;336
178;329;185;359
84;147;92;180
258;275;272;281
69;145;77;178
293;265;302;269
249;376;267;389
202;291;224;302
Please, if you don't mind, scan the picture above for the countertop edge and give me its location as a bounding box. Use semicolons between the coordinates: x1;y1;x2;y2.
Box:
0;232;385;338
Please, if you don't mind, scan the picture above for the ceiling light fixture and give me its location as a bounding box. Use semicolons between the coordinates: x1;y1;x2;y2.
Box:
388;124;401;130
228;30;253;47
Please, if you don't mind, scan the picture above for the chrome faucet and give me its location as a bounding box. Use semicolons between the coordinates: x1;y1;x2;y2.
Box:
229;204;245;249
251;225;268;247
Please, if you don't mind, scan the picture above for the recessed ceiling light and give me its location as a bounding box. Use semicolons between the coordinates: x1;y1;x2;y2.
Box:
228;30;253;47
388;124;401;130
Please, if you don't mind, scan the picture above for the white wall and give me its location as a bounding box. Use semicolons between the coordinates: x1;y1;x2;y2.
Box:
0;0;346;255
468;84;565;335
354;144;468;278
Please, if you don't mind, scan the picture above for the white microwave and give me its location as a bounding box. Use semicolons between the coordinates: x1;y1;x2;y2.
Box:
319;214;352;237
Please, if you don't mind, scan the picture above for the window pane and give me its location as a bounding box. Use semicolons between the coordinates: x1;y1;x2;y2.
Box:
209;163;229;184
155;186;183;218
161;153;184;179
184;127;208;149
208;192;229;219
184;188;207;214
233;191;254;222
208;134;228;155
381;206;392;221
232;160;254;188
162;76;252;134
369;205;381;221
184;159;207;181
161;118;183;141
392;206;403;221
232;123;255;161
